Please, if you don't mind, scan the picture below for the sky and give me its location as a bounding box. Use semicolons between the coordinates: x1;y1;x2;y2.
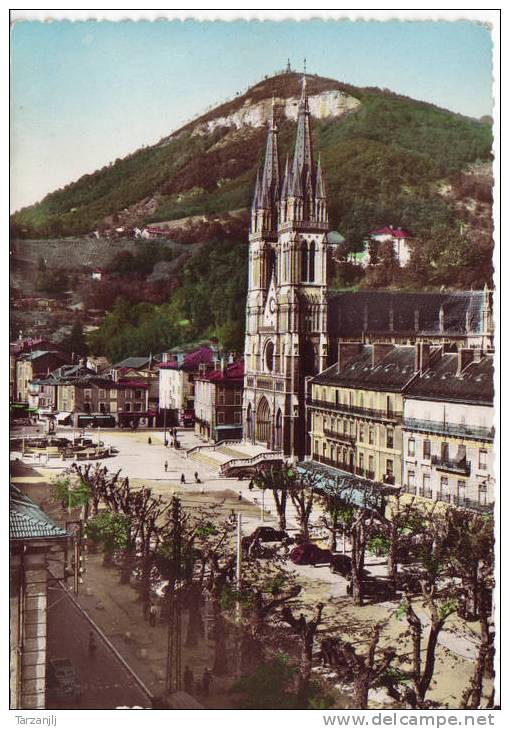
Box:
10;18;494;212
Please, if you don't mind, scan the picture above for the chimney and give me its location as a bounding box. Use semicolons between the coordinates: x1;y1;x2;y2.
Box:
337;341;363;372
372;343;394;367
456;347;475;375
414;342;431;373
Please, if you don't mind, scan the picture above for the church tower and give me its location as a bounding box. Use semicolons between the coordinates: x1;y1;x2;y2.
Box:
243;77;330;459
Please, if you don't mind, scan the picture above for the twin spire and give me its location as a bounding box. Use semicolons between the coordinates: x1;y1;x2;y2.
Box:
251;73;327;233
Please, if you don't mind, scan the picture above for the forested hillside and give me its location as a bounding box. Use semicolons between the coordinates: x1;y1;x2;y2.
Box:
11;72;494;359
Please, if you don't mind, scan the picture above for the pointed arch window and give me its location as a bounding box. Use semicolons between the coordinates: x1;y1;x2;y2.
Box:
301;245;308;282
309;240;315;282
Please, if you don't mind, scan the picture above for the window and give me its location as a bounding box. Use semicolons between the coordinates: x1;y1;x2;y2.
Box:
386;428;394;449
234;411;242;425
386;459;393;477
99;389;106;399
335;390;340;406
218;387;225;405
358;453;364;470
368;455;374;476
479;450;487;471
423;440;431;459
408;470;416;488
359;424;364;442
408;438;415;457
235;389;242;405
441;442;449;462
135;389;142;399
124;402;131;412
217;411;225;425
440;476;449;496
422;473;431;496
84;389;92;400
369;427;374;445
134;402;142;412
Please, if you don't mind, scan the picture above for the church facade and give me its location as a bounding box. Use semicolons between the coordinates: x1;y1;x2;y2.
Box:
243;77;493;461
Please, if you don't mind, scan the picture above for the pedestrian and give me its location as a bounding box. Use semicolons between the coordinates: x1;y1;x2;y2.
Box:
149;603;157;627
194;471;199;483
143;600;150;621
202;667;212;696
148;436;152;445
180;473;186;484
164;460;168;473
183;665;194;694
88;631;97;655
238;490;242;502
164;439;168;447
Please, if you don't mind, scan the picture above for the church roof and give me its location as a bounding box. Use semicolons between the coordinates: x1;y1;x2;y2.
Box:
328;290;486;337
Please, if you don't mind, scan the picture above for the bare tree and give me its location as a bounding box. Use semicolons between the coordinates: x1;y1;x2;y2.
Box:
280;602;324;702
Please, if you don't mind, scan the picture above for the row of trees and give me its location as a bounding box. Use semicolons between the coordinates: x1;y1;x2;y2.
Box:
249;463;495;709
53;461;495;709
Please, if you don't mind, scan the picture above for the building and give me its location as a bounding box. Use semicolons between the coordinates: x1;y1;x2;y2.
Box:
10;485;71;708
195;359;244;442
243;79;330;458
159;345;215;427
402;347;494;509
307;342;422;487
111;356;159;416
242;73;494;460
15;351;70;403
368;225;412;267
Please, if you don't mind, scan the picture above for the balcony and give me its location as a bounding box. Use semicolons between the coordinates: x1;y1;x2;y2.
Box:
309;399;402;423
323;427;355;445
403;417;494;443
403;484;417;495
418;487;433;499
312;455;354;473
366;471;375;480
451;495;493;513
383;474;395;485
431;456;471;476
437;492;452;504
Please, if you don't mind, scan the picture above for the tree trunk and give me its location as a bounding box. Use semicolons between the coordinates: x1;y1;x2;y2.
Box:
120;546;136;584
185;586;204;648
212;600;229;676
297;637;314;703
351;570;363;606
417;619;444;704
140;552;153;609
387;525;398;581
329;529;337;552
353;673;371;709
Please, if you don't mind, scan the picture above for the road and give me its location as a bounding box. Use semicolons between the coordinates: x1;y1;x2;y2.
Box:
46;580;152;709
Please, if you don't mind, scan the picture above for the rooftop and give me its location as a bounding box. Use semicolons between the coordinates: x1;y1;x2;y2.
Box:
312;344;418;392
10;484;70;541
407;351;494;405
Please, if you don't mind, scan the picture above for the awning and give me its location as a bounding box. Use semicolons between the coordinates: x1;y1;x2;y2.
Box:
56;412;71;422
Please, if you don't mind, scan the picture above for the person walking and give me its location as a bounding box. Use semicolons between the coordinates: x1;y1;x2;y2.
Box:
238;490;242;502
183;665;194;694
180;473;186;484
194;471;200;483
202;667;212;696
147;436;152;445
88;631;97;656
164;460;168;473
149;603;157;627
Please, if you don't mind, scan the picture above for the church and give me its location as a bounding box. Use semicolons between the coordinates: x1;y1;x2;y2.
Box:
242;76;493;461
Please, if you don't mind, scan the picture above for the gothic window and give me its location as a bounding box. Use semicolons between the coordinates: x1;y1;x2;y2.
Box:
256;397;271;444
246;403;253;439
301;245;308;282
265;341;274;372
309;241;315;282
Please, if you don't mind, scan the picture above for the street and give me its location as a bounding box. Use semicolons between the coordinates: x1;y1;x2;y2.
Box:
46;580;152;709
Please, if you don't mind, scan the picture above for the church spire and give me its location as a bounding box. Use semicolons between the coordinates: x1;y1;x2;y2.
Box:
260;94;280;209
291;74;314;192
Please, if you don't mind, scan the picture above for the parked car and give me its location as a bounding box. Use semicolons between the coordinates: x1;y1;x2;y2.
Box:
329;553;353;577
242;526;290;552
290;543;332;566
347;577;396;601
46;658;82;703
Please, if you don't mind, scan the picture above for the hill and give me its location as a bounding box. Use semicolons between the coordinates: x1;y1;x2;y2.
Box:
10;71;494;361
11;71;492;245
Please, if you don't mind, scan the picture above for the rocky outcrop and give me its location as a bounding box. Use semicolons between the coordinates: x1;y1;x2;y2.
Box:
191;89;360;136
